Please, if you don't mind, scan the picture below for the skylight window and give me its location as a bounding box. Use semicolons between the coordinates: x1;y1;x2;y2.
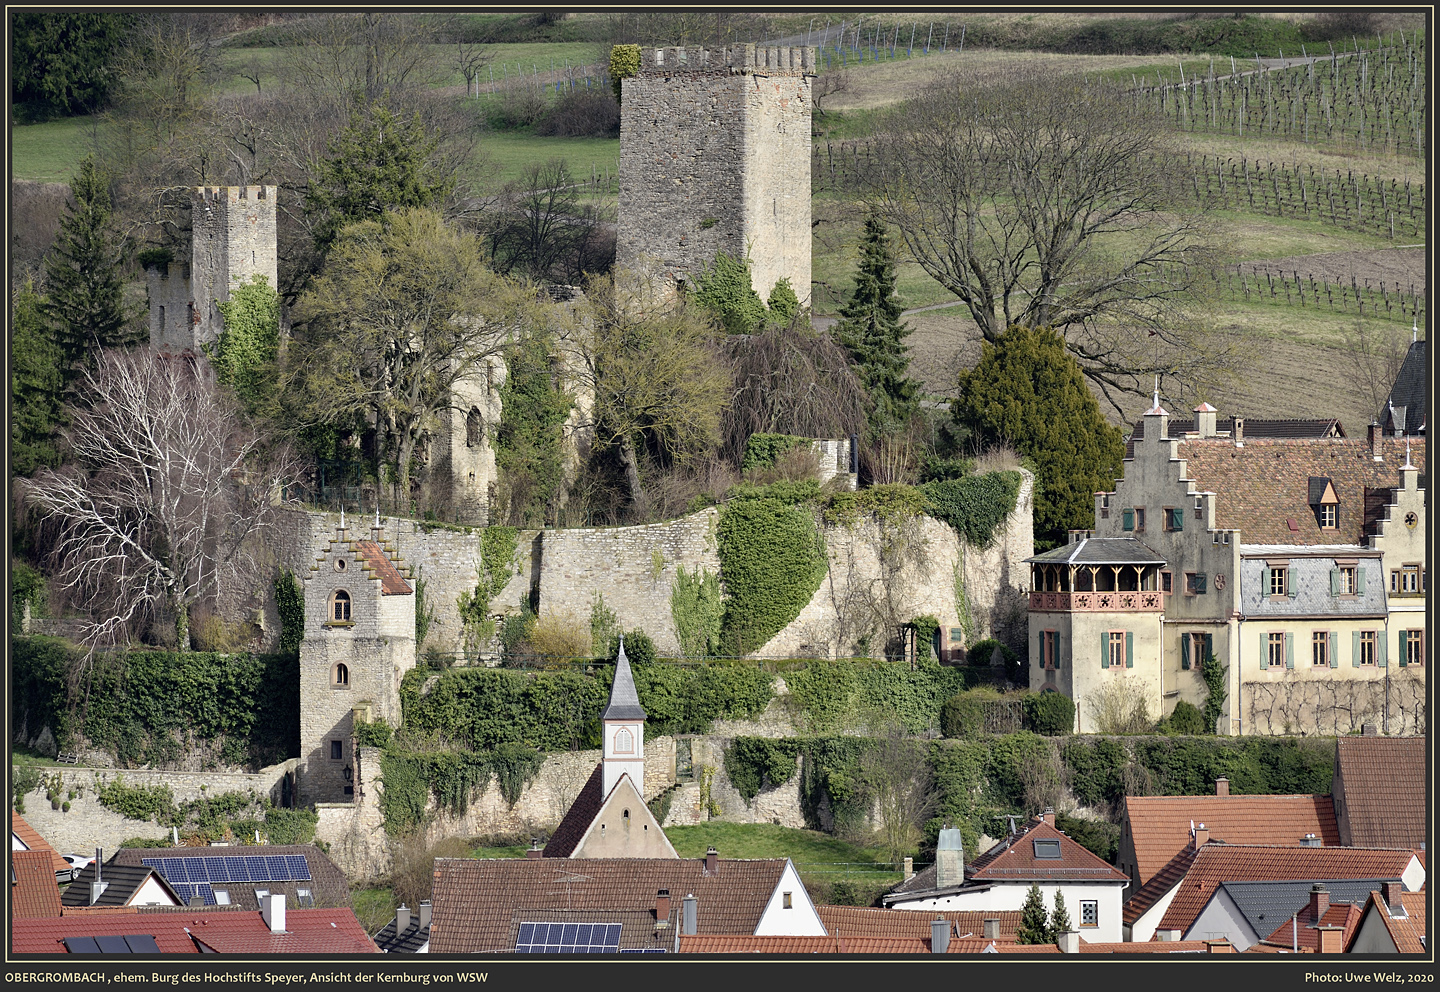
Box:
1033;839;1062;859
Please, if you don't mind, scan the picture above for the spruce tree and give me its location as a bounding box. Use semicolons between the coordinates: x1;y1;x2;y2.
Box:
832;215;918;432
1016;882;1051;944
10;282;66;476
1050;888;1072;938
41;155;137;377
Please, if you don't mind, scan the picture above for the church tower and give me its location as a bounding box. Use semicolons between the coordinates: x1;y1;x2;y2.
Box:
298;511;415;806
601;638;647;798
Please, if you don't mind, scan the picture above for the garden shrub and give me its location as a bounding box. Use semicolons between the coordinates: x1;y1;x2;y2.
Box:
1156;700;1208;735
940;687;1003;740
742;433;810;472
1022;691;1075;735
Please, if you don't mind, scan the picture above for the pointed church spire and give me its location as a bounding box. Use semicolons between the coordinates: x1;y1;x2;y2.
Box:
603;636;647;721
1403;438;1415;470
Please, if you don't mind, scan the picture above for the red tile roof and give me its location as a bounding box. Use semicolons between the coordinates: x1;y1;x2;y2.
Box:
108;844;352;911
679;935;931;954
1174;436;1425;546
817;905;1022;941
1122;794;1339;887
1262;901;1364;951
1124;846;1199;926
429;857;791;953
11;906;378;955
1333;737;1427;849
947;939;1061;954
11;811;70;875
1155;845;1420;934
1358;890;1427;954
1077;940;1217;954
542;764;604;858
966;819;1130;884
12;849;63;919
354;540;413;595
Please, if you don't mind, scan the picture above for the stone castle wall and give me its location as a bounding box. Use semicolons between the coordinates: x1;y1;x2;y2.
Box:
189;185;278;349
617;45;814;303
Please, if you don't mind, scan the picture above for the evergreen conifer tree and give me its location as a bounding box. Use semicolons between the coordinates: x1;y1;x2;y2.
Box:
1016;882;1051;944
953;325;1125;543
1050;888;1072;938
832;215;918;432
11;281;66;476
41;155;138;377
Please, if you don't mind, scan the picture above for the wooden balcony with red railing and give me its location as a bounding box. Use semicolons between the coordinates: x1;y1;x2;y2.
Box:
1028;590;1164;612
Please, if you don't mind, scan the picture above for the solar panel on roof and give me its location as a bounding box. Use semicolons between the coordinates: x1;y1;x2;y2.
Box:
172;884;193;904
515;921;622;953
285;855;312;880
207;860;230;883
619;948;667;954
124;934;161;954
264;855;289;879
63;937;101;953
96;935;132;954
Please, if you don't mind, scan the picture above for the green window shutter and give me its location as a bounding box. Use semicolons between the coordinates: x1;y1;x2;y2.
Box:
1285;632;1295;669
1057;636;1064;669
1125;631;1134;668
1181;634;1191;670
1330;569;1340;595
1260;631;1268;669
1377;634;1387;668
1196;573;1207;595
1287;569;1297;598
1329;631;1338;668
1204;633;1214;664
1357;566;1366;590
1171;507;1184;531
1122;509;1134;531
1100;631;1110;668
1352;630;1361;667
1399;630;1409;667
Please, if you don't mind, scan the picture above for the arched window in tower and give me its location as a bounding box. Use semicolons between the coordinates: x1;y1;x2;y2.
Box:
333;663;350;688
329;589;352;622
614;727;634;754
466;407;484;447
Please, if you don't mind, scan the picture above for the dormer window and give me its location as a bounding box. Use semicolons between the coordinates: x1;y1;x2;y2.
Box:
1308;477;1339;529
1033;839;1062;859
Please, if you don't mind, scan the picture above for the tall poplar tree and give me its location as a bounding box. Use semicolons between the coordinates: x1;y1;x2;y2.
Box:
832;215;918;432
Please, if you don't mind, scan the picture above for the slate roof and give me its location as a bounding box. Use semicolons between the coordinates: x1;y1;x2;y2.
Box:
428;856;791;953
353;539;413;595
1173;436;1425;546
1259;899;1365;951
1382;339;1427;436
1218;879;1394;942
1355;890;1427;954
1154;845;1420;934
106;844;352;911
12;849;63;919
61;864;181;908
11;811;70;875
11;906;379;954
542;763;605;858
816;905;1022;941
1333;736;1427;849
602;640;647;721
1027;537;1166;566
1122;794;1339;887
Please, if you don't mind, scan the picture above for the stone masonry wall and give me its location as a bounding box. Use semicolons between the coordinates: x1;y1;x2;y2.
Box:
189;185;278;350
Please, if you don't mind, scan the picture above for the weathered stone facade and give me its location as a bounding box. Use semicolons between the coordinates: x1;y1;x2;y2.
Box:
617;45;815;304
147;186;277;353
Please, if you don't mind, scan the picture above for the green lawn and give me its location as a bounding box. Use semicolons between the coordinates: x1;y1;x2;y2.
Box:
472;129;618;187
10;116;102;183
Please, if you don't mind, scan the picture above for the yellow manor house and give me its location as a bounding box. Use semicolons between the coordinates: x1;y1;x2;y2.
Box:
1027;393;1426;736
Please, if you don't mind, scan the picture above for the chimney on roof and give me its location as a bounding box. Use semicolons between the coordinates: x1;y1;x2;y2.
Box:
1215;777;1229;797
1300;833;1322;848
1383;881;1404;915
936;827;965;889
1192;823;1209;849
526;837;543;859
655;889;671;923
372;507;385;543
90;847;106;906
1308;883;1330;922
1315;926;1345;955
705;847;718;874
395;903;410;934
263;892;286;934
984;919;1001;940
931;919;950;954
1057;930;1080;954
1206;939;1234;954
1369;423;1384;461
1362;723;1378;737
419;900;432;930
682;894;697;936
1233;417;1244;446
903;857;914;881
1195;402;1218;438
1042;806;1055;827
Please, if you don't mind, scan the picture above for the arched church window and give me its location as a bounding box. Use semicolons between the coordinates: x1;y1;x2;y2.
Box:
614;727;633;753
466;407;484;447
333;663;350;688
329;589;352;622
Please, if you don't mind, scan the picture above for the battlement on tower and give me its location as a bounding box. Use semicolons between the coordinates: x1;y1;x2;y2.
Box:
637;44;817;76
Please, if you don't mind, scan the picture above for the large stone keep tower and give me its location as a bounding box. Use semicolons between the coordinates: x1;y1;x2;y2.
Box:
148;185;278;352
298;512;415;806
617;45;815;305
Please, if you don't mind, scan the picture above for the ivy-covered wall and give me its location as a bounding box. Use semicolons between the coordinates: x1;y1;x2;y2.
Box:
11;636;299;770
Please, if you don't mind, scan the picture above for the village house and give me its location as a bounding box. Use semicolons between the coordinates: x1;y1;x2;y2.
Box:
1028;397;1426;735
1347;888;1427;953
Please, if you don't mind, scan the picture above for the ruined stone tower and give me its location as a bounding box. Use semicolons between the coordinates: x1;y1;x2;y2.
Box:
298;512;415;806
148;185;278;352
617;45;815;305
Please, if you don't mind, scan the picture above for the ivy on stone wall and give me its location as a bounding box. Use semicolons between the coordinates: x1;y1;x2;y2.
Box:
784;657;972;734
457;526;520;653
274;570;304;658
741;433;809;472
375;742;546;835
670;565;723;659
919;470;1024;548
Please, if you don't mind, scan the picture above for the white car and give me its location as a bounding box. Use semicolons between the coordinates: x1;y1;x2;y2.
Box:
60;854;94;883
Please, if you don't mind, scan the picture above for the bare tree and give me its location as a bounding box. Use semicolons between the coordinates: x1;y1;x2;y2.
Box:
858;727;937;864
811;69;851;121
19;350;292;652
451;40;490;98
862;66;1227;409
1343;318;1411;422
